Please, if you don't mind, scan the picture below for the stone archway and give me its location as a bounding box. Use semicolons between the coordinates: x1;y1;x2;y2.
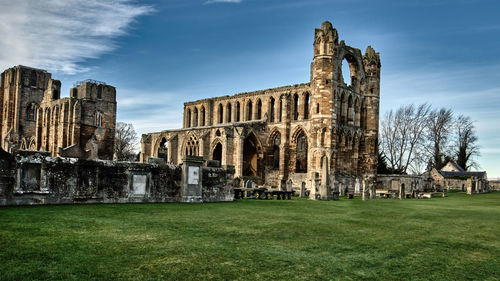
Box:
243;133;260;177
212;142;222;164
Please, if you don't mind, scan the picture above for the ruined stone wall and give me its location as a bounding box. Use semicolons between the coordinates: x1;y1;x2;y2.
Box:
0;66;116;160
376;175;426;193
141;21;380;193
0;150;235;206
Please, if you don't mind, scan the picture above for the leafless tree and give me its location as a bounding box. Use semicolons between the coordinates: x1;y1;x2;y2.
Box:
380;103;431;174
454;115;480;170
425;108;454;169
114;122;138;161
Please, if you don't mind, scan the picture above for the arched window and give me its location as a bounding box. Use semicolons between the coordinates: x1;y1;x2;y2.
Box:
212;142;223;164
226;103;232;123
269;97;275;122
246;100;253;121
218;104;223;123
295;130;308;173
193;107;198;127
186;108;191;128
236;102;241;122
30;71;37;87
348;95;353;125
256;99;262;120
304;92;310;119
97;86;102;99
200;106;206;126
279;99;282;122
26;103;38;121
293;94;299;120
95;111;103;128
185;135;199;156
52;89;59;100
272;132;281;170
158;137;168;161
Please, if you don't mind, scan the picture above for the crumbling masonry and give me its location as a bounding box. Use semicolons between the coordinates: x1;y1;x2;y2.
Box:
141;21;381;192
0;65;116;159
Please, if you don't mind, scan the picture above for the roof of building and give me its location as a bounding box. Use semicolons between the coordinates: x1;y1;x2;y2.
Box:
438;170;486;179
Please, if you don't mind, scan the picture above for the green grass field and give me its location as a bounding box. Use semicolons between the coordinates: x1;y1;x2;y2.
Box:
1;192;499;280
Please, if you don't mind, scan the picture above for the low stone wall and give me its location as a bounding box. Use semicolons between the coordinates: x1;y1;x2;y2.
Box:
376;174;428;193
489;181;500;191
0;150;234;206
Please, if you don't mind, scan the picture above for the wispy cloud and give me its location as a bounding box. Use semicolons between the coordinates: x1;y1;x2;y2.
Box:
204;0;243;4
0;0;153;75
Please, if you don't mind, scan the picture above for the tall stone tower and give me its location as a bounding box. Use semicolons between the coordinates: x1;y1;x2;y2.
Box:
309;21;380;179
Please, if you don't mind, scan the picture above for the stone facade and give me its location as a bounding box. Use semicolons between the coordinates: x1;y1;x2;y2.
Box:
141;21;381;192
0;65;116;159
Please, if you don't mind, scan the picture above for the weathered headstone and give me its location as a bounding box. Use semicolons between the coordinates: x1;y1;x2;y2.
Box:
280;179;286;191
309;173;319;200
466;178;472;195
300;182;306;198
362;178;367;201
287;179;293;192
180;156;204;203
399;183;405;199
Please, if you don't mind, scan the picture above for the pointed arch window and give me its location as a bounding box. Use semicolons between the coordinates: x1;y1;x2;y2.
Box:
185;135;199;156
295;131;308;173
95;111;103;128
257;99;262;120
272;132;281;170
269;97;275;122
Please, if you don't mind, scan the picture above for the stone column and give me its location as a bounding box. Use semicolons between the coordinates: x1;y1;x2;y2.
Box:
180;156;204;203
166;140;172;163
235;137;244;178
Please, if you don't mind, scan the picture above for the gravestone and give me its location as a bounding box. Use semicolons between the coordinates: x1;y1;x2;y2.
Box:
319;156;331;200
309;173;319;200
181;156;204;203
399;183;405;199
300;182;306;198
287;179;293;192
280;179;286;191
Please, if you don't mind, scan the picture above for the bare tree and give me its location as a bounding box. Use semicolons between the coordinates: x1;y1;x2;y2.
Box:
454;115;480;170
380;103;431;174
425;108;454;169
114;122;138;161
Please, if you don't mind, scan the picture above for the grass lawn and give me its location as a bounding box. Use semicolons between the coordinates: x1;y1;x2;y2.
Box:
1;192;499;280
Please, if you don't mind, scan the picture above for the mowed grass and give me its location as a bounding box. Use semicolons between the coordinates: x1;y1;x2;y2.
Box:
1;192;499;281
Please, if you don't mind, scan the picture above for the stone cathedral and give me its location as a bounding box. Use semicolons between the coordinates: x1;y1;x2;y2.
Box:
141;21;380;191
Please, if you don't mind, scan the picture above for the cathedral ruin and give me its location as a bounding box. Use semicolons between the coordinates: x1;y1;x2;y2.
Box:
140;21;381;191
0;65;116;159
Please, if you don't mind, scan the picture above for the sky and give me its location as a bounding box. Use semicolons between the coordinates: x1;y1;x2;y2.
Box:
0;0;499;177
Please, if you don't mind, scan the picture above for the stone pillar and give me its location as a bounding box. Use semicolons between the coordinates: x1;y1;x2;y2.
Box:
180;156;204;203
235;137;244;178
166;140;172;163
319;156;331;200
399;184;405;199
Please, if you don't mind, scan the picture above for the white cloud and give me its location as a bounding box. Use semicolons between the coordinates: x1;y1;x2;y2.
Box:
0;0;153;75
204;0;243;4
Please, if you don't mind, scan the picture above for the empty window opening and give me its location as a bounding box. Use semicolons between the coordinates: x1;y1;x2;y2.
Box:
295;131;308;173
218;104;223;124
243;134;259;176
158;137;168;161
304;93;310;119
212;143;223;164
227;103;232;123
293;94;299;120
246;100;253;121
270;97;275;122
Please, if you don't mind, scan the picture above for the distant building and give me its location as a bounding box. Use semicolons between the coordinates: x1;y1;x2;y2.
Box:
0;65;116;159
141;21;381;190
431;161;488;193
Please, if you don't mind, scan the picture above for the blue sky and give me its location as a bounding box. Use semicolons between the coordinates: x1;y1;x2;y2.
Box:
1;0;499;177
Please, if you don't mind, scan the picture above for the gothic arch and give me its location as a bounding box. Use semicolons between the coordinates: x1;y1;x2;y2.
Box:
183;133;200;156
243;132;263;177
